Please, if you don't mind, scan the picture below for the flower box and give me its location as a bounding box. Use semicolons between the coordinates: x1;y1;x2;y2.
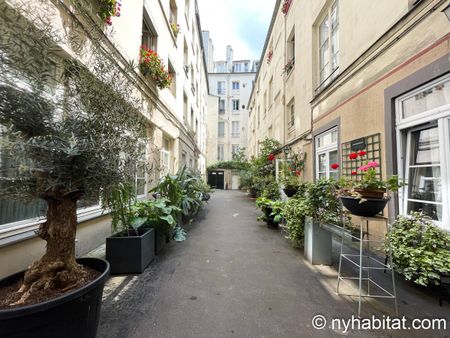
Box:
139;46;172;90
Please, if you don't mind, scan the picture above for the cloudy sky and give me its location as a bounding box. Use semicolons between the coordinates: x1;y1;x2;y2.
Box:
197;0;275;61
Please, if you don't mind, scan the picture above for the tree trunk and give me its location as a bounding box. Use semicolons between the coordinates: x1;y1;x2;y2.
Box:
12;196;87;305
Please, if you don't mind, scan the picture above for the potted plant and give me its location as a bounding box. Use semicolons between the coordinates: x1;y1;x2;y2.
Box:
170;22;181;37
0;4;150;334
103;184;158;274
139;46;172;90
385;212;450;287
256;198;285;228
134;198;180;255
97;0;122;25
338;152;403;217
280;151;306;197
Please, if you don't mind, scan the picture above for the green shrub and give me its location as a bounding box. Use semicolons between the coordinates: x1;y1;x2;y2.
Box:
386;212;450;286
283;188;310;247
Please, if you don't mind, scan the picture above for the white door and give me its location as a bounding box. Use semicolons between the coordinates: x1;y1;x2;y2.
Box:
231;175;239;190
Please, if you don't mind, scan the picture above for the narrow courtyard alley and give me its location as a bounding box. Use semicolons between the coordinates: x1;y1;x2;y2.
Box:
97;191;449;338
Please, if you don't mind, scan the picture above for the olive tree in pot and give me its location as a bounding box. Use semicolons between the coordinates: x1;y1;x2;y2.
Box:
0;2;149;336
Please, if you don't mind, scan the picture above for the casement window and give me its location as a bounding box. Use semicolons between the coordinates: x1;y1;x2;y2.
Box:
218;121;225;138
168;61;176;97
219;99;225;113
217;81;225;95
183;93;188;124
161;137;171;176
142;12;158;51
318;0;339;88
268;77;273;105
231;121;240;138
232;81;240;90
287;99;295;128
234;63;241;72
315;127;339;180
232;99;240;112
217;144;224;161
396;75;450;228
185;0;190;20
169;0;177;25
231;144;240;156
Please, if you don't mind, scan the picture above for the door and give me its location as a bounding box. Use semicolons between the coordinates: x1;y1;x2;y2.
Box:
231;175;239;190
208;171;225;189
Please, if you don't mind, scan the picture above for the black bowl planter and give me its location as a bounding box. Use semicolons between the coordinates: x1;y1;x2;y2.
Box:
283;187;298;198
106;227;155;274
264;207;279;229
340;196;389;217
0;258;109;338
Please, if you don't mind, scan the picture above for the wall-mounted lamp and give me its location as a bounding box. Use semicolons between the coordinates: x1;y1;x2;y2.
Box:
444;4;450;22
283;145;291;156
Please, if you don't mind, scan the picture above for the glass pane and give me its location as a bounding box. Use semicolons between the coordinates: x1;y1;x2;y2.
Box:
408;167;442;202
136;179;145;196
402;79;450;119
330;171;339;180
329;150;338;166
407;201;442;221
410;127;440;165
319;172;326;180
331;2;338;30
319;15;329;45
318;153;327;172
331;30;339;69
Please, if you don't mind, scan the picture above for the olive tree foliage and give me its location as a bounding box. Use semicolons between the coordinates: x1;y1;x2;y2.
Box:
0;0;155;303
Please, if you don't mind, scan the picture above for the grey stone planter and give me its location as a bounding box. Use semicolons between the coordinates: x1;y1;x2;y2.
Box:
304;217;332;265
106;228;155;274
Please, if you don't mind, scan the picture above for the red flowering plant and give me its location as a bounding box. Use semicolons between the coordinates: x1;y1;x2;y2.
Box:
338;150;403;200
283;58;295;74
139;46;172;90
267;50;273;64
281;0;292;15
98;0;122;26
281;151;306;191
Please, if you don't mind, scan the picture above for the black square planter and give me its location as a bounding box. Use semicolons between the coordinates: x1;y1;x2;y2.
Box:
106;228;155;274
154;228;169;256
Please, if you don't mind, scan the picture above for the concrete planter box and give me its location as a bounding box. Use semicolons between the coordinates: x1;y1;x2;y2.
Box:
106;228;155;274
304;217;332;265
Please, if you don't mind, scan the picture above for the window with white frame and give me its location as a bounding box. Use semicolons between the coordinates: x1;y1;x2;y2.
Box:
231;121;240;138
161;137;171;176
232;81;240;90
217;144;224;161
234;63;241;72
142;13;158;52
287;99;295;128
315;127;339;180
218;121;225;137
217;81;225;95
318;0;339;88
231;144;240;157
219;99;225;113
396;75;450;228
232;99;240;112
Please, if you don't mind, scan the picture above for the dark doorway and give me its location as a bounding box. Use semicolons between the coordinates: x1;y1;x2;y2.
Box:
208;171;225;189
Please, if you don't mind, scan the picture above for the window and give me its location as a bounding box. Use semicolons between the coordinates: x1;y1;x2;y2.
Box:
218;122;225;137
287;28;295;63
396;76;450;228
185;0;190;20
233;63;241;72
318;0;339;87
183;40;189;73
217;144;224;161
287;99;295;128
231;121;240;138
232;145;240;157
183;93;188;124
142;13;158;51
168;61;176;96
232;99;240;112
315;128;339;180
169;0;177;26
268;77;273;105
232;81;240;90
219;99;225;113
161;137;171;176
263;91;267;117
217;81;225;95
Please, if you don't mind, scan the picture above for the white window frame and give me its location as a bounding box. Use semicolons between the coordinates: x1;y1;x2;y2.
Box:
217;144;224;161
218;121;225;138
395;75;450;229
232;99;240;112
231;121;240;138
315;127;339;180
318;0;339;88
232;81;240;90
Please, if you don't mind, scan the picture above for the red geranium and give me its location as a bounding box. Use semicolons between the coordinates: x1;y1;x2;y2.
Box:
331;163;339;170
267;154;275;161
295;170;301;176
349;153;358;160
358;150;367;157
351;171;358;175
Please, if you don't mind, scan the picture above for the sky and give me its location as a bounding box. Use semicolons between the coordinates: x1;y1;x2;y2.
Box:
197;0;275;61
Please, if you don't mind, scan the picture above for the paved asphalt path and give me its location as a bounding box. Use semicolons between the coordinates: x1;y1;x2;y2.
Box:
97;190;448;338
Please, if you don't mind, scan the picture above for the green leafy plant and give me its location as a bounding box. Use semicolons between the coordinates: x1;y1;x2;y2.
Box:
385;212;450;286
261;176;281;200
282;184;310;247
256;197;285;224
98;0;121;25
139;46;172;90
170;22;180;37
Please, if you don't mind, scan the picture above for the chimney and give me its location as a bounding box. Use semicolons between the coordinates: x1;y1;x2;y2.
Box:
226;45;233;73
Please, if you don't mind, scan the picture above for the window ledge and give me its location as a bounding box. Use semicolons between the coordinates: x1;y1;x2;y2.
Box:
0;206;106;248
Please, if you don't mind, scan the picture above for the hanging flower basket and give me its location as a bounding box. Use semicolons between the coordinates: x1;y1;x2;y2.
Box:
98;0;122;26
283;58;295;74
139;46;172;90
340;196;389;217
